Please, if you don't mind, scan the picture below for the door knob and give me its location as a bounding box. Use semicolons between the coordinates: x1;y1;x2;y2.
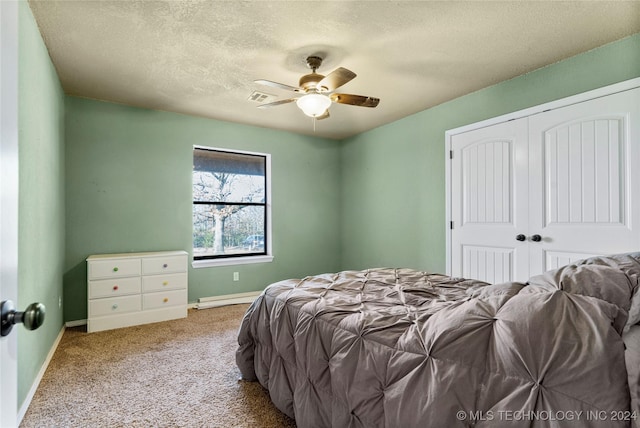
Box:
1;300;45;337
515;234;526;241
531;234;542;242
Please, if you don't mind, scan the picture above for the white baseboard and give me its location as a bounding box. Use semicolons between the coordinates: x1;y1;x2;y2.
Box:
18;324;66;424
195;291;261;310
66;319;87;327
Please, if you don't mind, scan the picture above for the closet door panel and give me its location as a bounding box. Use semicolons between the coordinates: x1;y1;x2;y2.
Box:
451;117;529;283
545;251;600;271
462;245;513;284
543;118;623;226
528;88;640;274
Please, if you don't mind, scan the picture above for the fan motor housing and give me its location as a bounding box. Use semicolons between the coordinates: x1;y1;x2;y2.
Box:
299;73;324;92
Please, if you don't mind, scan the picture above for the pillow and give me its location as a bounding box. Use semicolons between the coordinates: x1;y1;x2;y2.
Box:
528;259;639;333
577;252;640;331
582;252;640;278
529;264;634;306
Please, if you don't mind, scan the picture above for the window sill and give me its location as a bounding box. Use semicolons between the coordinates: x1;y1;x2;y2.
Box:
192;255;274;269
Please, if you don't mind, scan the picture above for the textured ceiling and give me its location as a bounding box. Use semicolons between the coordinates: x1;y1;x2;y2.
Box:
28;1;640;140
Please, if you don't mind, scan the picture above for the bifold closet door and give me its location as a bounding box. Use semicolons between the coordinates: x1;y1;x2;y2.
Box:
527;87;640;275
451;87;640;283
450;117;530;283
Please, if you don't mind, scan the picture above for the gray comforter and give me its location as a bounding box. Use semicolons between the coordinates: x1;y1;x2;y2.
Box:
236;254;640;427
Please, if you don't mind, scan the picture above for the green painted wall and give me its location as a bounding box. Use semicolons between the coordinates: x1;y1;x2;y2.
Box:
64;98;341;322
340;33;640;273
17;1;66;409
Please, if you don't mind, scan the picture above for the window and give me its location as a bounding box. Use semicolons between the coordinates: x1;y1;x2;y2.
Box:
192;146;272;267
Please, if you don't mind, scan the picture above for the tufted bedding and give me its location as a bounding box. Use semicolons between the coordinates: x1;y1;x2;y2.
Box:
236;253;640;427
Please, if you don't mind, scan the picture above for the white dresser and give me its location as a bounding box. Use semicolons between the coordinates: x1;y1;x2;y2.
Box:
87;250;188;333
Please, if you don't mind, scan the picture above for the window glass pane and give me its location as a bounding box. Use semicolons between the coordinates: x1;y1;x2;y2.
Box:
193;147;270;262
193;204;265;257
193;149;265;203
193;170;265;203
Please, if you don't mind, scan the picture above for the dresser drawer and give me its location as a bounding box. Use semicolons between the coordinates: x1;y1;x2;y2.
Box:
143;289;186;310
89;277;141;299
89;295;141;317
142;255;187;275
142;273;187;292
88;258;141;280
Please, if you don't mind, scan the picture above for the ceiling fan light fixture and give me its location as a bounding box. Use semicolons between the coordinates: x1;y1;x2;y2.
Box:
255;56;379;121
296;93;332;117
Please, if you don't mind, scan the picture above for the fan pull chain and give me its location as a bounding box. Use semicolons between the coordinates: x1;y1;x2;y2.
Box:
313;117;316;132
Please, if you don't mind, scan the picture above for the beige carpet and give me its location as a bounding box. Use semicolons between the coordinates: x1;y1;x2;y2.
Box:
20;304;296;428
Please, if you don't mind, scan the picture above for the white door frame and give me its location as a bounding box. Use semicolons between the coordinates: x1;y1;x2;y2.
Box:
445;77;640;276
0;0;20;426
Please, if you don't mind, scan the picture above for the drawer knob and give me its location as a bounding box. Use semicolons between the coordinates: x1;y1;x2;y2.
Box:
163;298;169;303
163;264;168;268
163;281;169;286
113;285;119;291
112;304;118;310
113;267;119;272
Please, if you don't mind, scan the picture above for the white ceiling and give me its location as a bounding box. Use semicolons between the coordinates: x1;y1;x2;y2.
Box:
29;1;640;140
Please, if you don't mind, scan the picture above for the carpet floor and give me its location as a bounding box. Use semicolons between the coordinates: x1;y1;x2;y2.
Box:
20;304;296;428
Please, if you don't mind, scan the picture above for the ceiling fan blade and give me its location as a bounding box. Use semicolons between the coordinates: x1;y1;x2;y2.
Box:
254;79;301;92
256;98;298;109
330;93;380;108
316;110;330;120
317;67;356;92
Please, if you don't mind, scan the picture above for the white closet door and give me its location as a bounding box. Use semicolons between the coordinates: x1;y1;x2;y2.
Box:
451;118;530;283
528;88;640;274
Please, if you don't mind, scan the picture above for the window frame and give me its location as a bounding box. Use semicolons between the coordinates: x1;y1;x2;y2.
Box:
191;145;273;268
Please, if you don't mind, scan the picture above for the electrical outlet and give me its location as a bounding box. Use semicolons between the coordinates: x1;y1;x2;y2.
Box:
233;272;239;281
59;296;62;308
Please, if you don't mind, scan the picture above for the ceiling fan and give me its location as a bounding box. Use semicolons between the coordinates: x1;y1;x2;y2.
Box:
254;55;380;120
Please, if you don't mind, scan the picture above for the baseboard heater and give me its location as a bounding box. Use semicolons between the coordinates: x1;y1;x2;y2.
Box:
196;291;261;310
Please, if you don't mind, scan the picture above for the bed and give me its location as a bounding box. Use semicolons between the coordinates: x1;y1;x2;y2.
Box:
236;253;640;427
